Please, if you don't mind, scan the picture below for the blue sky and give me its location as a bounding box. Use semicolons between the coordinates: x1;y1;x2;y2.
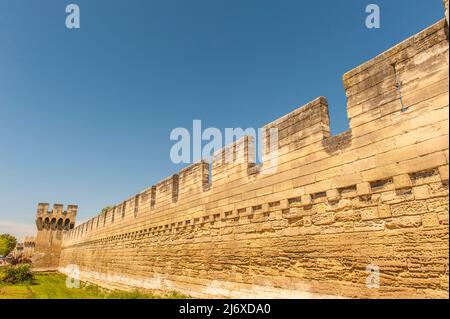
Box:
0;0;445;239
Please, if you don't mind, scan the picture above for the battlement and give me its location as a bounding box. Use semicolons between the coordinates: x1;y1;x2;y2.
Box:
179;161;210;197
55;5;449;298
33;203;78;270
263;96;330;152
36;203;77;231
344;19;448;131
66;13;449;240
23;236;35;244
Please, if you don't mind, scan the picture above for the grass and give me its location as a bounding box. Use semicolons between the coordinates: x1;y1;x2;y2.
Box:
0;270;190;299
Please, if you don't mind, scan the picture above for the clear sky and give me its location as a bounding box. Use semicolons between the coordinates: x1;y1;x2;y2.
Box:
0;0;445;239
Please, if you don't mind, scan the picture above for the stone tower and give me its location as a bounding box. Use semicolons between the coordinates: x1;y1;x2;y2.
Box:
33;203;77;270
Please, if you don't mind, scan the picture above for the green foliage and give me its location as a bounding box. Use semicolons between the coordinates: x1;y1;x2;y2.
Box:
164;291;190;299
2;264;33;284
107;289;151;299
106;289;189;299
0;272;191;299
0;234;17;257
100;206;113;214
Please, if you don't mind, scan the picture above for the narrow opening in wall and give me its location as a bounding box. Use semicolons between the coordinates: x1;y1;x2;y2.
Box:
252;205;262;212
172;174;179;203
370;179;393;192
312;192;327;200
64;219;70;230
112;206;115;223
288;197;302;205
50;218;56;230
269;201;280;207
150;186;156;209
134;195;140;217
339;185;357;197
409;169;438;184
392;63;407;113
57;218;63;230
208;162;212;185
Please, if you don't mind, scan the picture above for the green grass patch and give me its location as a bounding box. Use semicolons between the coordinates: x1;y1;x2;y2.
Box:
0;270;190;299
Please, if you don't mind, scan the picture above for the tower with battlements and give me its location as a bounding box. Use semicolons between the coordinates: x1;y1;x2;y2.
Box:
33;203;77;270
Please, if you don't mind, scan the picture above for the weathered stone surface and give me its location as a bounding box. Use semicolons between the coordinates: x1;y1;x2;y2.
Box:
357;182;371;196
32;204;77;270
386;216;422;229
391;201;429;217
393;174;413;190
31;7;450;299
327;189;341;202
422;213;440;228
438;165;449;181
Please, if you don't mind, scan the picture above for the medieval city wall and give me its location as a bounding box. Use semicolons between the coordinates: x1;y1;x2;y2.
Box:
58;18;449;298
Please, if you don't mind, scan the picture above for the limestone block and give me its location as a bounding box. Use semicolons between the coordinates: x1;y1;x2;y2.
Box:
280;199;289;209
311;212;335;226
337;199;353;210
412;185;430;200
326;189;341;202
360;207;379;221
377;204;392;218
438;165;449;181
357;182;371;196
380;191;397;202
385;216;422;229
398;152;447;175
292;187;305;197
426;197;449;212
393;174;412;189
297;206;312;217
301;194;312;206
353;220;385;232
391;201;428;216
422;213;440;228
335;210;361;222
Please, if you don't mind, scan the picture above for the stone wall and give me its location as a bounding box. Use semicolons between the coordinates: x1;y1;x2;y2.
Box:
58;17;449;298
22;236;35;259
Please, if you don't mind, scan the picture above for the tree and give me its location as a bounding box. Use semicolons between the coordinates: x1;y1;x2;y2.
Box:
0;234;17;257
101;206;113;214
